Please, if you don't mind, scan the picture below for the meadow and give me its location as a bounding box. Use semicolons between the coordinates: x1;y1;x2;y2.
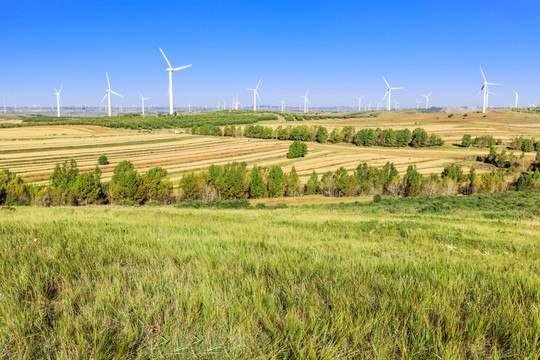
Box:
1;190;539;358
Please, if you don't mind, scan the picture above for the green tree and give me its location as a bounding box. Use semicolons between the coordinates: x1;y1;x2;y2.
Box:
179;172;205;200
287;141;308;159
249;166;265;198
411;128;428;148
461;134;472;147
143;167;173;204
98;154;109;165
329;128;344;144
266;166;287;198
402;165;423;197
305;171;320;195
316;126;329;143
73;167;106;205
286;166;300;197
109;161;146;204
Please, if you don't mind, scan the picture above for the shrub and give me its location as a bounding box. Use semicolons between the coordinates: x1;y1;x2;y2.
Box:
143;167;173;204
403;165;423;197
287;141;308;159
373;194;382;203
98;154;110;165
411;128;428;148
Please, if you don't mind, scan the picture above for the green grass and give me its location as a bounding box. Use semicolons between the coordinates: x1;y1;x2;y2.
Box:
0;191;539;358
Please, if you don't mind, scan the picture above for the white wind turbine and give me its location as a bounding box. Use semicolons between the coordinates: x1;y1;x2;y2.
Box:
101;72;123;117
232;94;241;110
2;100;6;114
382;76;404;111
355;96;365;111
54;85;62;117
512;90;519;109
247;78;261;111
159;47;192;115
421;92;432;110
138;90;150;115
299;89;310;113
280;97;285;112
479;66;502;113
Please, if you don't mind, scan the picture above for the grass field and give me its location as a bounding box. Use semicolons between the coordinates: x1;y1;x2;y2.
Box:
1;190;539;358
1;110;539;186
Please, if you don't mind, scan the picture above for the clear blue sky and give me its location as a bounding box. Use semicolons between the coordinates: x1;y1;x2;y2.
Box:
1;0;539;109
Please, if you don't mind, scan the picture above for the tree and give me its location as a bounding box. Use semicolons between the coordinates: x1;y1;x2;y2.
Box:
179;172;205;200
287;141;308;159
286;166;300;197
249;166;265;198
305;171;320;195
411;128;428;148
329;128;343;144
50;159;79;205
98;154;110;165
73;167;106;205
266;166;287;198
461;134;472;147
402;165;423;197
441;164;465;182
342;126;356;143
143;167;173;204
109;161;146;204
396;129;412;147
316;126;328;143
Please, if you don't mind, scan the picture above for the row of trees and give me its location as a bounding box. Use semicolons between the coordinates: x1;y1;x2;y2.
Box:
3;156;540;207
191;123;445;148
0;160;173;207
509;136;540;152
178;161;540;201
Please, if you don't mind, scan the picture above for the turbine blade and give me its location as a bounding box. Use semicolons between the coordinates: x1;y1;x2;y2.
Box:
101;94;107;103
256;78;262;90
159;47;172;68
382;76;390;88
479;66;486;82
110;90;123;98
106;72;110;89
487;82;503;86
172;64;192;71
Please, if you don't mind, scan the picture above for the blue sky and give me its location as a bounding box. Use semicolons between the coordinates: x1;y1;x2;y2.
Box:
1;0;539;109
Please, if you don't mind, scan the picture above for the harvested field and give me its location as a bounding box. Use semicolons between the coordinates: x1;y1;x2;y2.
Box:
1;111;539;184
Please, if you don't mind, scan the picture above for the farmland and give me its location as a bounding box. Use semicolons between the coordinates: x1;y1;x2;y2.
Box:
1;110;539;186
1;190;539;358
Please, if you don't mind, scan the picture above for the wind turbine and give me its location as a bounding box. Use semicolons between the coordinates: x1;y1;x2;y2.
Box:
246;78;261;111
159;47;192;115
3;100;6;114
138;90;150;115
54;85;62;117
299;89;310;113
479;66;502;113
355;96;365;111
101;72;123;117
421;92;432;110
512;90;519;109
382;76;404;111
280;97;285;112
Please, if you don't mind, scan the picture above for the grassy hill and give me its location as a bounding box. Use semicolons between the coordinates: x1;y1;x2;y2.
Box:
1;191;539;358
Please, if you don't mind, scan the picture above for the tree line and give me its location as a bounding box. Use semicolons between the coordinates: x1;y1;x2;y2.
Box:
2;155;540;207
191;124;445;148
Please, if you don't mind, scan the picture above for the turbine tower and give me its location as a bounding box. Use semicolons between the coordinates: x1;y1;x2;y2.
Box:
101;72;123;117
2;100;5;114
138;90;150;115
512;90;519;109
246;78;262;111
355;96;365;111
299;89;310;113
479;66;502;113
382;76;404;111
54;85;62;117
421;92;432;110
159;47;192;115
280;97;285;112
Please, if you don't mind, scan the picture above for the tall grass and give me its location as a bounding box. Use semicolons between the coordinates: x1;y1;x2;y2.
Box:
0;192;539;358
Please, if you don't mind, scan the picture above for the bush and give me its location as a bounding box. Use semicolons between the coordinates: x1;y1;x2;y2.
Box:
373;194;382;203
98;155;109;165
287;141;308;159
143;167;173;204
